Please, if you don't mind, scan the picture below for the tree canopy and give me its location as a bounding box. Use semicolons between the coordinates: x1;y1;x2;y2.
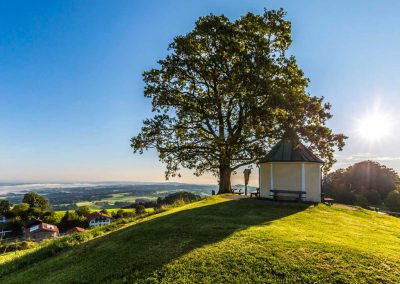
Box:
0;200;12;215
323;161;400;205
22;192;51;212
131;9;346;193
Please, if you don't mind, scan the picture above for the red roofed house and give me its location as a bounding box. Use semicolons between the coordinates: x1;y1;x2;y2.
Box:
65;226;86;234
87;212;112;227
24;219;59;241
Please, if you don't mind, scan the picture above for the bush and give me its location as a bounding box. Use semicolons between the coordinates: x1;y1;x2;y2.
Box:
354;195;369;208
76;206;91;217
363;190;382;205
0;241;38;253
161;192;201;205
135;205;146;215
385;190;400;212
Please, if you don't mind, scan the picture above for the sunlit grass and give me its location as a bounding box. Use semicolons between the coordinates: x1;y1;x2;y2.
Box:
1;196;400;283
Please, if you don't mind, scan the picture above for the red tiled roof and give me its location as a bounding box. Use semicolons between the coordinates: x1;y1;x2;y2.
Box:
40;222;59;233
66;227;86;234
26;222;59;234
86;212;112;221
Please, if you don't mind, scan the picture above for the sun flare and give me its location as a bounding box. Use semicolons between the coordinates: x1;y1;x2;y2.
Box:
357;112;394;142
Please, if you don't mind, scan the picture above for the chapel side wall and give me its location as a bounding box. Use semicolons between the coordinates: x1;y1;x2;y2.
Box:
305;163;322;202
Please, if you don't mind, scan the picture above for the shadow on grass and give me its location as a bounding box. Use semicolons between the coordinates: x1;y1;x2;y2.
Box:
0;198;311;283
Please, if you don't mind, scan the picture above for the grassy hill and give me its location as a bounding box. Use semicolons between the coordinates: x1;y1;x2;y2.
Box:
1;195;400;283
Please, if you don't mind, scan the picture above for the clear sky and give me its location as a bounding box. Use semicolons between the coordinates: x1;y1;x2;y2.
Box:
1;0;400;185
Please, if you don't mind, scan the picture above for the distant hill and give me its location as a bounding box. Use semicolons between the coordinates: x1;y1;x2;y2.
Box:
1;196;400;283
0;182;219;210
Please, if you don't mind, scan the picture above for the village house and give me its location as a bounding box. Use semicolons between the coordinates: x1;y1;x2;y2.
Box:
65;226;86;234
87;212;112;227
24;219;59;241
258;139;323;202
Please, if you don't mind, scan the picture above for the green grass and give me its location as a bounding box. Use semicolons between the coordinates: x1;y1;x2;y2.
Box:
75;195;157;209
1;195;400;283
54;208;136;218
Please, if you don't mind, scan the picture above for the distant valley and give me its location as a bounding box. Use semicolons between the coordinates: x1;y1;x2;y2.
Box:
0;182;225;210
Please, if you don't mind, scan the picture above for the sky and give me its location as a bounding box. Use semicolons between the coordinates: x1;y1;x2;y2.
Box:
1;0;400;185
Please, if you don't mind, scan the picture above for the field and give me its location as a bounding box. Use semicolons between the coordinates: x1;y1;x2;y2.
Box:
0;182;216;210
1;195;400;283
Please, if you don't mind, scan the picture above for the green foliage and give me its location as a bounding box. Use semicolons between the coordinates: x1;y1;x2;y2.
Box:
131;9;346;193
11;203;30;220
0;200;12;215
3;217;23;235
134;205;146;215
22;192;51;212
385;190;400;212
0;241;38;254
160;191;201;205
58;211;86;232
42;211;63;226
0;211;155;278
112;209;135;219
323;161;399;205
1;196;400;283
112;209;124;219
75;205;91;217
354;195;369;208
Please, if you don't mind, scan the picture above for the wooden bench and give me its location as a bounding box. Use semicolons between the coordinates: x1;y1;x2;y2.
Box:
323;198;334;206
250;188;260;198
270;189;306;202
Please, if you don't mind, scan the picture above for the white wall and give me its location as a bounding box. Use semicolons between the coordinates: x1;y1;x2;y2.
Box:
259;162;321;202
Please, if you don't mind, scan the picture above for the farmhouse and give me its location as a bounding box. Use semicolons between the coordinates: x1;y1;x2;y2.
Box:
24;219;59;241
87;212;112;227
65;226;86;234
258;139;323;202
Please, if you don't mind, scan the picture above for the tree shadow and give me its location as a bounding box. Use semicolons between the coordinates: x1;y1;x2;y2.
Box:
1;198;311;283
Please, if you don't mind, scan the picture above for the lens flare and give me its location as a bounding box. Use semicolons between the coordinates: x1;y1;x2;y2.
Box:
357;112;394;142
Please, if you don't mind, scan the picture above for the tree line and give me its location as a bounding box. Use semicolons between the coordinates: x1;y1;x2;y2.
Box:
323;161;400;211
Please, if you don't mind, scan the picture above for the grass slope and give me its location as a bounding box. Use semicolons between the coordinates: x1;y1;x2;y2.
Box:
1;196;400;283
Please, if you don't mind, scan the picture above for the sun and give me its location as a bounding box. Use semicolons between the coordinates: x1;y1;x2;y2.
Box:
357;112;394;142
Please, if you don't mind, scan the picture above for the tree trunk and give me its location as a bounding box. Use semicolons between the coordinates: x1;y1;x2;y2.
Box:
218;167;232;194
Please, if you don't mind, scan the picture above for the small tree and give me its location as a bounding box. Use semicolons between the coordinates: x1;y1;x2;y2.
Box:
0;200;12;215
135;205;146;215
59;211;84;231
11;203;30;220
113;209;124;219
76;206;91;217
385;190;400;212
354;195;369;208
22;192;51;212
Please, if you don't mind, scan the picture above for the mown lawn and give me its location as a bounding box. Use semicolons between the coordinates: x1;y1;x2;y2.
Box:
1;195;400;283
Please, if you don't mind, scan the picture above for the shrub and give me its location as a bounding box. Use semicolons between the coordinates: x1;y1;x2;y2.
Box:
385;190;400;212
363;190;382;205
354;195;369;208
135;205;146;215
76;206;91;217
0;241;38;253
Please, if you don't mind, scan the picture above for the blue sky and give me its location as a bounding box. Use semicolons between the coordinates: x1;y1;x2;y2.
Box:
1;0;400;184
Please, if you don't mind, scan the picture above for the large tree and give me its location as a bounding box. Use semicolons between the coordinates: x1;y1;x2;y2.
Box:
22;192;51;212
131;9;346;193
323;161;400;205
